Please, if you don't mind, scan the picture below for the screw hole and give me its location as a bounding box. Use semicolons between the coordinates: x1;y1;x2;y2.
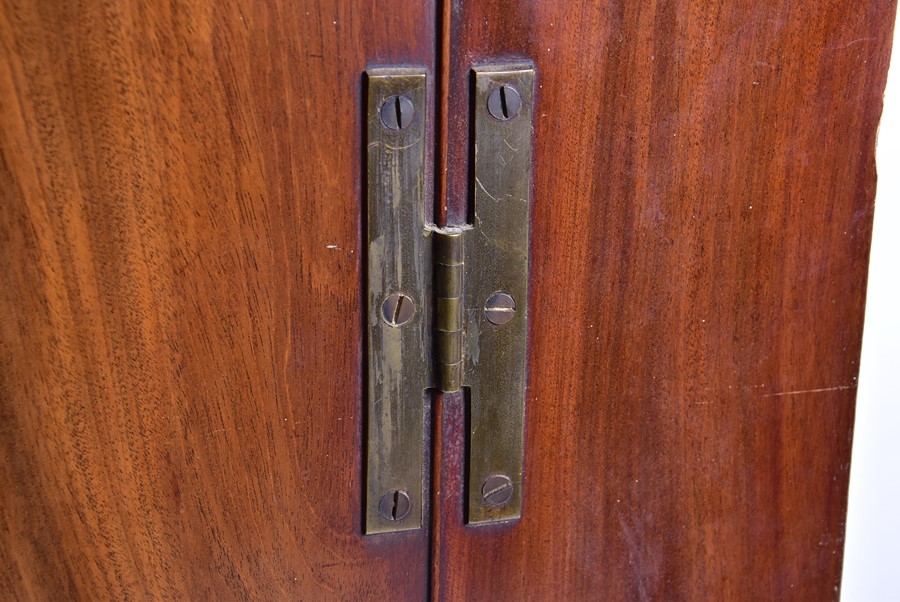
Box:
394;96;403;129
392;295;405;324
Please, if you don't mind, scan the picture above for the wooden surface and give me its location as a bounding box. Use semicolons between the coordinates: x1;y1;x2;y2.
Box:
433;1;896;600
1;0;896;599
0;0;434;598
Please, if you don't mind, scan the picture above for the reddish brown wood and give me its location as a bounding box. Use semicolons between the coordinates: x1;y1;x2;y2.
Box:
2;0;896;598
435;0;452;226
0;0;434;598
436;1;896;600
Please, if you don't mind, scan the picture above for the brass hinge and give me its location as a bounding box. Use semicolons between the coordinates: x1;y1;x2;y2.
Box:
365;63;534;534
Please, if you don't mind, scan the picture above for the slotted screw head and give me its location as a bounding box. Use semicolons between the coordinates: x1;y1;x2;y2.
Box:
380;95;415;130
484;292;516;326
487;84;522;121
482;475;514;508
382;293;415;327
379;490;411;521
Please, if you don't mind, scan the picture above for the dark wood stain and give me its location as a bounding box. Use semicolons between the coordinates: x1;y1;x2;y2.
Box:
0;0;433;598
435;1;895;600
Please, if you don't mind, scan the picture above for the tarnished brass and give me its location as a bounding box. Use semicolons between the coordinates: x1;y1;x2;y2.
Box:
434;230;465;393
365;68;431;535
365;62;534;533
464;63;534;525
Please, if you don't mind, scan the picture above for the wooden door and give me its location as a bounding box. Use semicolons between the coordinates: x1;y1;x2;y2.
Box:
1;0;895;600
0;0;434;598
432;2;895;600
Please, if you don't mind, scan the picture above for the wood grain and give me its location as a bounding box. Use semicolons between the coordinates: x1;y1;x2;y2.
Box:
0;0;433;598
434;1;896;600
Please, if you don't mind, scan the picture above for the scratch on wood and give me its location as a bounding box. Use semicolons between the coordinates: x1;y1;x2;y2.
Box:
762;385;856;398
826;37;875;51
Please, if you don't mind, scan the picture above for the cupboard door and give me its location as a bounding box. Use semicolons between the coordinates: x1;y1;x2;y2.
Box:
432;1;895;600
0;0;433;598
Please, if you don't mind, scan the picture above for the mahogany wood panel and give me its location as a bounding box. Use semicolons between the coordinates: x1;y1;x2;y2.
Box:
0;0;434;598
433;1;896;600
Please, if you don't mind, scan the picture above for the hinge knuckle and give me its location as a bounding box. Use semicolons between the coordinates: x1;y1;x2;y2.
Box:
434;231;465;393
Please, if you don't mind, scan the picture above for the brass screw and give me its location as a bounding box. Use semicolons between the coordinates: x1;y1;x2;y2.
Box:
382;293;415;327
482;474;514;507
379;490;411;521
487;85;522;121
484;292;516;326
380;95;414;130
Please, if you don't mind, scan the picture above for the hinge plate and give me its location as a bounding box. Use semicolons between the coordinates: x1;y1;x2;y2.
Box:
463;63;534;524
364;63;534;534
365;68;430;534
